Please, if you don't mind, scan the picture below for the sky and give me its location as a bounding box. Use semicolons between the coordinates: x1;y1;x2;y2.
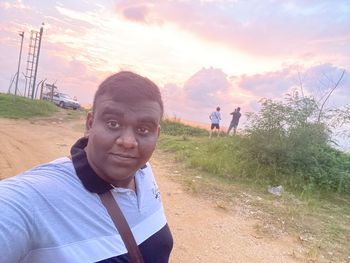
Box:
0;0;350;148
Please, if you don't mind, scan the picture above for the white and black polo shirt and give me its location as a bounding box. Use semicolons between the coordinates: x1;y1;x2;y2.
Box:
0;137;173;262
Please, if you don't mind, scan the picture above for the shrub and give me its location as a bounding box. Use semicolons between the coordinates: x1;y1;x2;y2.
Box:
242;92;350;193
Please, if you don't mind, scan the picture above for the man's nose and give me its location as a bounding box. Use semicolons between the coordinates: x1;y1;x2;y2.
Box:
116;128;138;148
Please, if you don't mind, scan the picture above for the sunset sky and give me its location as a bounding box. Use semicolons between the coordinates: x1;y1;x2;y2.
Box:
0;0;349;147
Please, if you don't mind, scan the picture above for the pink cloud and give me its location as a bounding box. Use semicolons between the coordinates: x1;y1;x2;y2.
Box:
162;67;249;125
183;67;231;108
235;63;349;110
161;63;349;126
33;47;111;104
237;67;297;98
122;5;149;22
114;0;350;62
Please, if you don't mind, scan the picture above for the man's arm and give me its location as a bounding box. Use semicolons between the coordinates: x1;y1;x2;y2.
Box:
0;180;34;262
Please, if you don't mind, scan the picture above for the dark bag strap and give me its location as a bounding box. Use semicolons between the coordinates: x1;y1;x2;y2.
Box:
99;191;144;263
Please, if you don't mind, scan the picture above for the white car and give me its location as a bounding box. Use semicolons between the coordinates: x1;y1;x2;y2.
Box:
43;92;80;110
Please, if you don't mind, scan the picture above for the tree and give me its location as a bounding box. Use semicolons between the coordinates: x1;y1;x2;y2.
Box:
316;69;345;123
330;105;350;137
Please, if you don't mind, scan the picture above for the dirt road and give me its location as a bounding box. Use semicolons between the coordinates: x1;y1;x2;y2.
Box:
0;115;306;262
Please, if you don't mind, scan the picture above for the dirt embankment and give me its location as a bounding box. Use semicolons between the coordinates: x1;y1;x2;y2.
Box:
0;116;306;263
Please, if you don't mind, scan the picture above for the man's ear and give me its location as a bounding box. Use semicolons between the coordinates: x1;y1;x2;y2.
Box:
84;111;94;137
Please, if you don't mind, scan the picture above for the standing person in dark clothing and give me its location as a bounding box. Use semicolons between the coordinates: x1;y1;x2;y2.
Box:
0;71;173;263
227;107;241;135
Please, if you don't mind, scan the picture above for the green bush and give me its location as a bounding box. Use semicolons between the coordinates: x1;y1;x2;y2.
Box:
242;92;350;193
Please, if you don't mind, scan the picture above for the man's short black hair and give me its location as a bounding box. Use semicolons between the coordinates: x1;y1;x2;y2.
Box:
93;71;164;117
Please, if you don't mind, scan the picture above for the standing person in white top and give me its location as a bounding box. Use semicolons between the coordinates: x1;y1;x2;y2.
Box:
209;106;221;138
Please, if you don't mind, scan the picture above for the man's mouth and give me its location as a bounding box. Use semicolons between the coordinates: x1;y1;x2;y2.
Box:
109;153;137;160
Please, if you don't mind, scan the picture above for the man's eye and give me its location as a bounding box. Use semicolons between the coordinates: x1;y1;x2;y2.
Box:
138;127;149;134
107;121;120;129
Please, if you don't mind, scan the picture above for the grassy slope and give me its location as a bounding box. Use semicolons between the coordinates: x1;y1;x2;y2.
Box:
158;121;350;263
0;93;58;118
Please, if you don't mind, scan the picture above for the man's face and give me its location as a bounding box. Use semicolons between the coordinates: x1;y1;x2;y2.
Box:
85;93;161;187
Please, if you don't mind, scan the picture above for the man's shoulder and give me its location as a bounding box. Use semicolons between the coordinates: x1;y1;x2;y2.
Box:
21;157;74;179
212;111;220;117
0;157;77;194
138;162;155;179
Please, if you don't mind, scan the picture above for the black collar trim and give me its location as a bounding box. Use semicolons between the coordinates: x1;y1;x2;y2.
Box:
70;137;113;194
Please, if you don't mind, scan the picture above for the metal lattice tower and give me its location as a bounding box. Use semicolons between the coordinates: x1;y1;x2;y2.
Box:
24;25;43;99
24;30;39;98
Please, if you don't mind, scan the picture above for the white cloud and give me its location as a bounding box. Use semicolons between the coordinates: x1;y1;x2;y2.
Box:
0;0;29;10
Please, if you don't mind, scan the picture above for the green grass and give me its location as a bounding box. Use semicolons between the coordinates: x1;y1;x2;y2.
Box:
156;139;350;262
157;119;350;262
159;133;350;195
161;118;208;136
159;127;350;195
0;93;58;118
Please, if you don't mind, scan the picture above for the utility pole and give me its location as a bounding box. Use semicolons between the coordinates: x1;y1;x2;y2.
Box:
14;31;24;96
31;23;44;99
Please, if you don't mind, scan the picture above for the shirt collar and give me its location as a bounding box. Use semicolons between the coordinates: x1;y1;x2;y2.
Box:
70;137;147;194
70;137;113;194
